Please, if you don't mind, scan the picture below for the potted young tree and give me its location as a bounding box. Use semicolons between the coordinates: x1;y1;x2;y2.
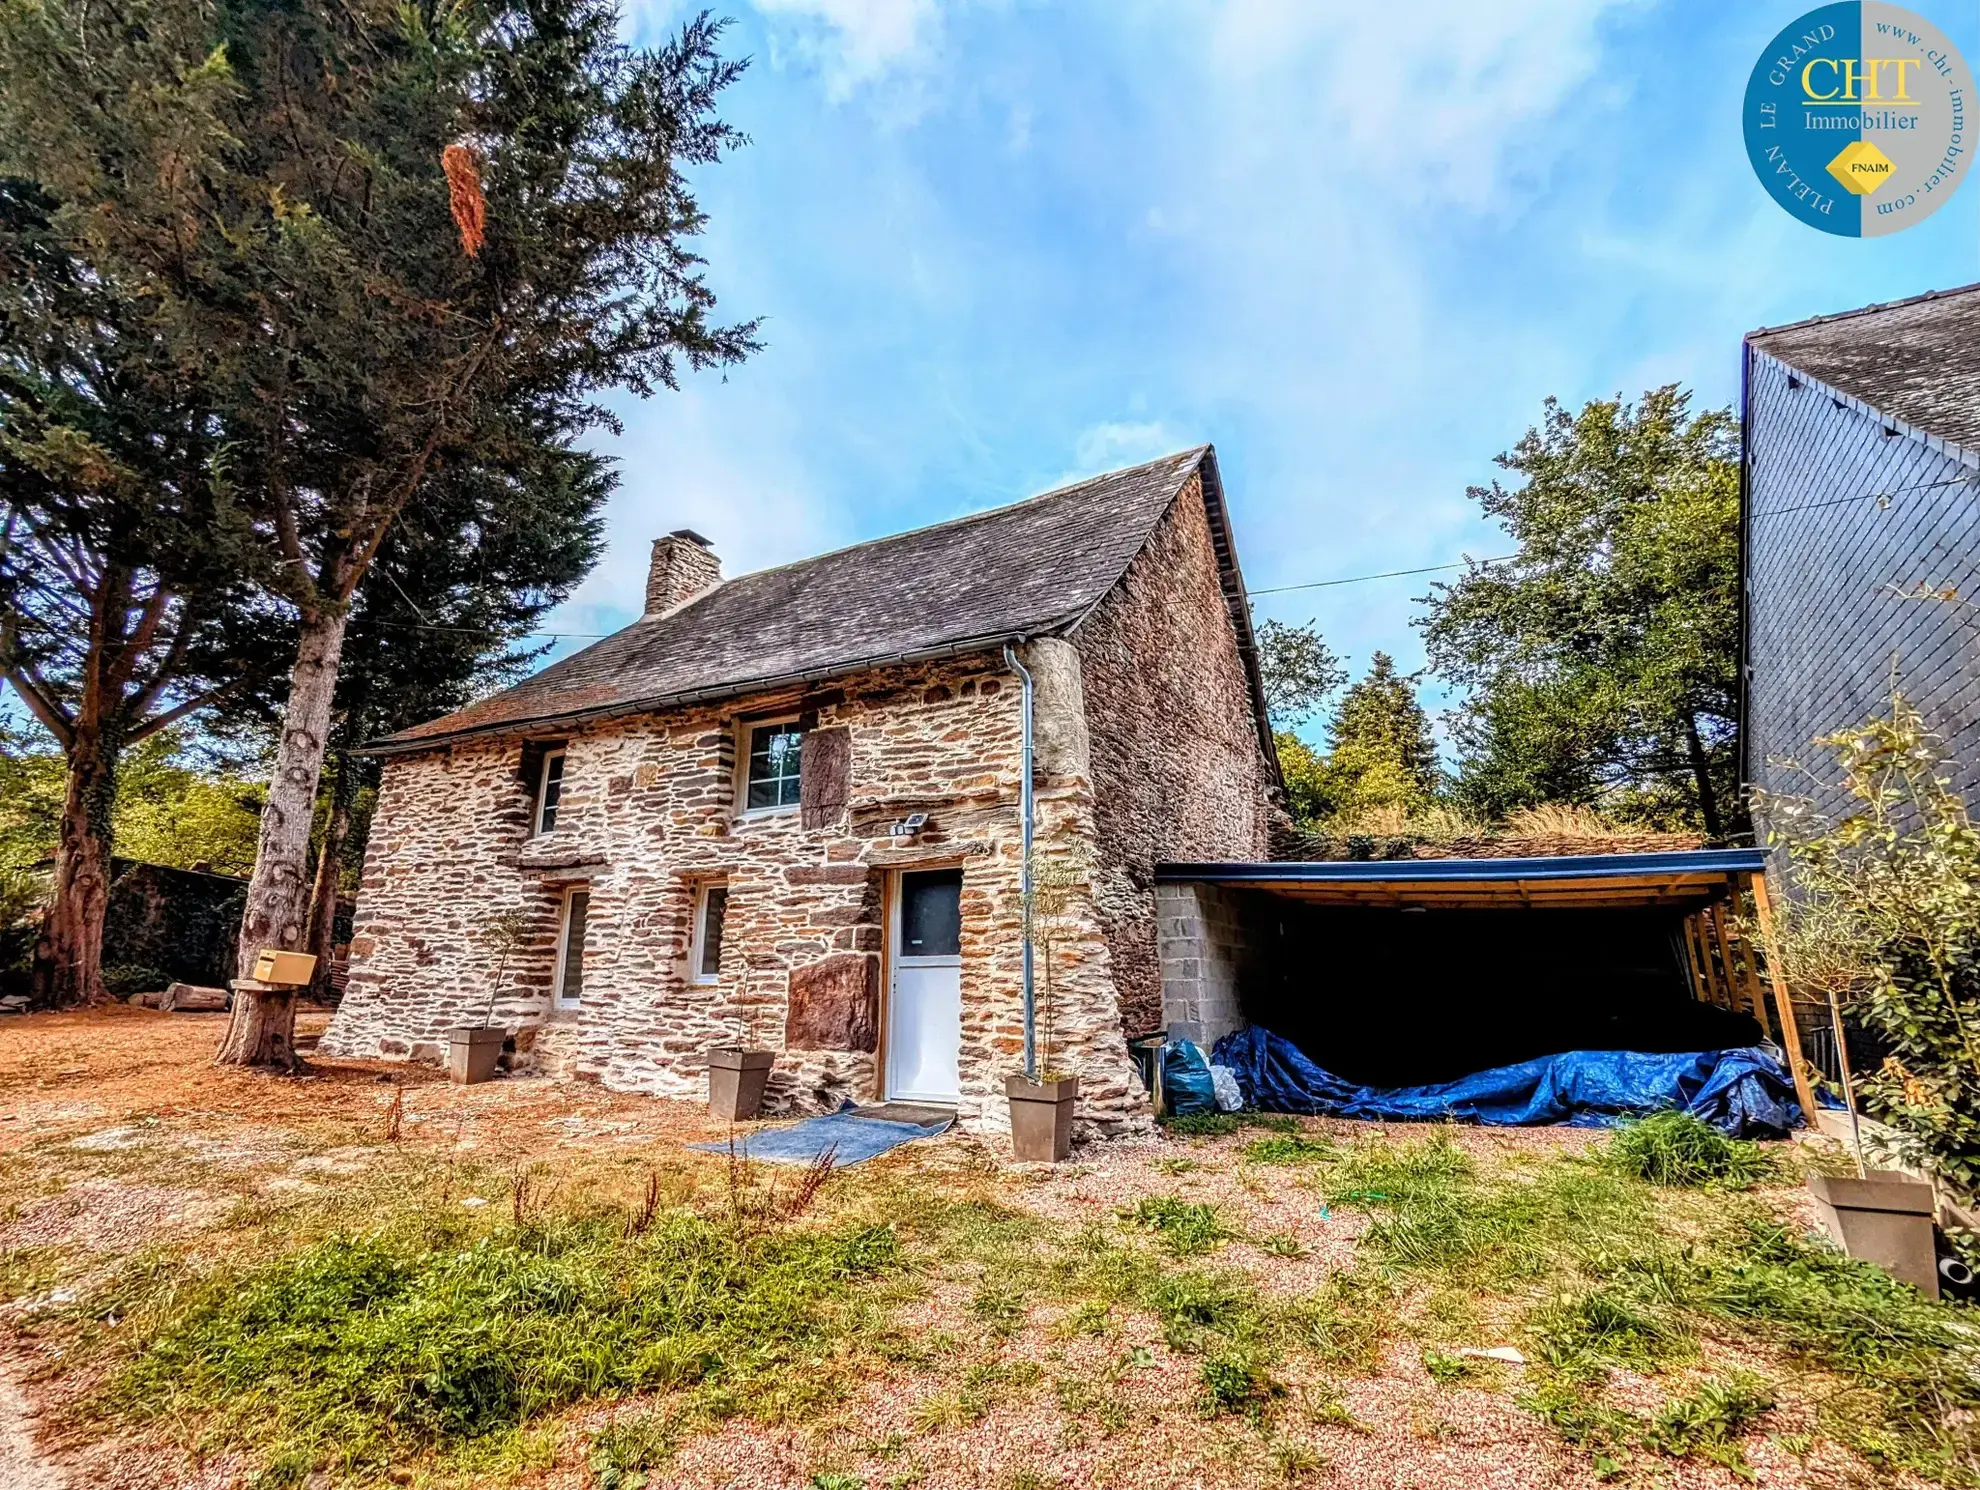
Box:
1007;852;1084;1161
1760;696;1980;1297
708;977;774;1122
450;909;527;1085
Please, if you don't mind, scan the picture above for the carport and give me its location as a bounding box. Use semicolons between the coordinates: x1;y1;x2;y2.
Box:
1153;850;1815;1116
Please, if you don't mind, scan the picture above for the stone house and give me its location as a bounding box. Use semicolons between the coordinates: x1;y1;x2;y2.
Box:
1742;283;1980;831
320;447;1284;1134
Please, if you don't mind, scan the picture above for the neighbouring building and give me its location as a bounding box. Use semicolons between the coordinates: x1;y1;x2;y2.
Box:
1742;283;1980;834
320;448;1284;1135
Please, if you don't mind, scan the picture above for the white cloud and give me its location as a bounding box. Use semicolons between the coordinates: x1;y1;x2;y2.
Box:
1071;420;1183;474
1189;0;1639;209
751;0;943;99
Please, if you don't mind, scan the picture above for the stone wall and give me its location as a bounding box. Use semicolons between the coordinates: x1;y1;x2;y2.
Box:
1073;475;1280;1035
322;653;1151;1137
1154;880;1267;1052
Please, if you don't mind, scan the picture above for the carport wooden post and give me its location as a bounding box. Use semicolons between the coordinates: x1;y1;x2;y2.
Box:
1683;915;1717;1005
1709;903;1744;1018
1681;916;1704;1003
1745;872;1817;1121
1729;897;1774;1041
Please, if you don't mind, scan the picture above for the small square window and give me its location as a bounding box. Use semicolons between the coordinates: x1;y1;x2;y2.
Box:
534;749;566;836
744;723;803;812
692;884;728;984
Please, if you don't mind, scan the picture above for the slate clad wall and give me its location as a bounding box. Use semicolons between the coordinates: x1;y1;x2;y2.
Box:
1074;475;1280;1036
1744;348;1980;833
321;654;1151;1137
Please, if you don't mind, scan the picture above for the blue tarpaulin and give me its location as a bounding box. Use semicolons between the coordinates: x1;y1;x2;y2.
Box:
1211;1027;1801;1137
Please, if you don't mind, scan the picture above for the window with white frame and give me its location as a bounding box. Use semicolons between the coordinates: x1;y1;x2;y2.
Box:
691;883;728;984
553;886;589;1007
533;748;566;835
742;721;804;812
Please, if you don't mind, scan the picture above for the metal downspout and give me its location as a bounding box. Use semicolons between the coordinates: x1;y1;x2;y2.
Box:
1004;643;1037;1081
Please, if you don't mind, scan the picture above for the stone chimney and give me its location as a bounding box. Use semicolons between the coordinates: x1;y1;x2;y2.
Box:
644;529;722;616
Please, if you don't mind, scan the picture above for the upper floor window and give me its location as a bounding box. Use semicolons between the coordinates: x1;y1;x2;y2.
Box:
743;722;804;812
533;748;566;835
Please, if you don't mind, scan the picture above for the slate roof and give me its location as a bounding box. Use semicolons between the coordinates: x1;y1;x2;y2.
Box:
1748;283;1980;453
371;446;1272;755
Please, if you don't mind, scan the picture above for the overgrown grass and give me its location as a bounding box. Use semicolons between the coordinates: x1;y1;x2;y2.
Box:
97;1207;901;1477
1603;1111;1776;1189
1322;1130;1979;1482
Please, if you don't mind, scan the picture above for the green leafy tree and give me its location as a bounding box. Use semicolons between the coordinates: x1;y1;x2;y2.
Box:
1255;618;1346;728
1308;652;1440;819
0;0;756;1056
1420;387;1741;837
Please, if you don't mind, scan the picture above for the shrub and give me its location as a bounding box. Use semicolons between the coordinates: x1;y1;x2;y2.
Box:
101;963;170;998
1604;1111;1775;1189
1759;697;1980;1198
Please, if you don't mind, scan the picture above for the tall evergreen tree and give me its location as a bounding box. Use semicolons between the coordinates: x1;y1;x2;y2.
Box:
0;180;284;1006
300;423;609;1001
1310;652;1441;817
1419;387;1741;836
0;0;757;1056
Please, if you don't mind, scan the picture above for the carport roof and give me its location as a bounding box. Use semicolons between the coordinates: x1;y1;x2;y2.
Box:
1155;849;1768;910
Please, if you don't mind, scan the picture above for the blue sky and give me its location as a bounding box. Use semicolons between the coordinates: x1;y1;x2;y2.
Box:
554;0;1980;742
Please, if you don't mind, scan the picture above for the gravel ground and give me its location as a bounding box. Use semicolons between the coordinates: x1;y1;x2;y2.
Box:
0;1007;1894;1489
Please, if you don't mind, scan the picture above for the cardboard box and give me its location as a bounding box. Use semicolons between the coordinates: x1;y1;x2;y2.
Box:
251;949;318;986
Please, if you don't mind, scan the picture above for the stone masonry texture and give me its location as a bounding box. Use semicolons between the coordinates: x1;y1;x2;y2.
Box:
1744;347;1980;837
324;478;1280;1138
1074;475;1280;1036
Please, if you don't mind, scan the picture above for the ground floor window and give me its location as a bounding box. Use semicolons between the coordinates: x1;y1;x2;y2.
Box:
554;887;590;1007
692;883;728;984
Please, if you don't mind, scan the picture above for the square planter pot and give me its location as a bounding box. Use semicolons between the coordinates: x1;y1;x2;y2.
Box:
1807;1169;1940;1298
708;1047;774;1122
447;1026;506;1086
1007;1074;1079;1162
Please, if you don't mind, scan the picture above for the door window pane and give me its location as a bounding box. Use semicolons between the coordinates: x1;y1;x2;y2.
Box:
746;725;803;810
696;885;728;981
900;869;962;958
558;890;589;1003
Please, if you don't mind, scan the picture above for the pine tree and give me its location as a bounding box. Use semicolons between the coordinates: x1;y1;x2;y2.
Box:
0;0;757;1053
1311;653;1441;818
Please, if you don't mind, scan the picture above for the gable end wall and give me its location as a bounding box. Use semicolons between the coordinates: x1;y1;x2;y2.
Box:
1071;474;1279;1037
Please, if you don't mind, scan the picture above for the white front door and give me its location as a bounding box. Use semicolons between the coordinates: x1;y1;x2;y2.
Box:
887;868;963;1103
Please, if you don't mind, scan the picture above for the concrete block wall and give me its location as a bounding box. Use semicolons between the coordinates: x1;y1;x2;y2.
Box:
1156;880;1265;1051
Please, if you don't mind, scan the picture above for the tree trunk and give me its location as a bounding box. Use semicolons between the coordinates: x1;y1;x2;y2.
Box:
30;726;119;1008
219;605;348;1069
1684;711;1724;843
305;753;354;1003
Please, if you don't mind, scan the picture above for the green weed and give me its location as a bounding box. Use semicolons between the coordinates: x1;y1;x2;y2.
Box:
1420;1347;1474;1384
1641;1372;1775;1473
1604;1112;1776;1189
589;1412;678;1490
1129;1197;1226;1256
1242;1133;1336;1165
1198;1348;1282;1421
